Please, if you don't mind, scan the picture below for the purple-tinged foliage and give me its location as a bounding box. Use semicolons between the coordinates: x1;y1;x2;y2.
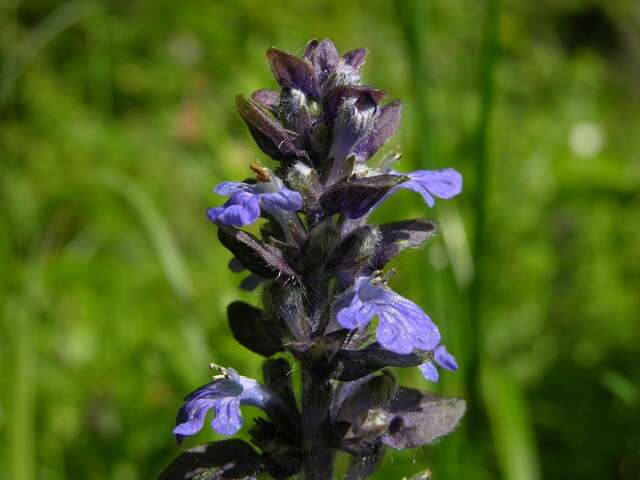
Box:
162;38;465;480
227;301;284;357
351;100;403;164
158;440;264;480
236;95;308;161
217;226;298;281
331;342;425;381
267;47;321;99
342;48;368;70
374;219;438;269
376;388;466;449
251;88;280;112
320;174;407;219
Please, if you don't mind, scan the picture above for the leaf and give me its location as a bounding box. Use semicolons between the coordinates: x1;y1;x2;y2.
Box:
157;440;263;480
344;447;385;480
334;370;397;424
308;39;340;85
251;89;280;113
342;48;368;70
303;39;319;60
262;358;299;420
327;225;379;277
321;174;407;219
227;301;283;357
236;95;307;161
249;418;305;479
217;226;298;282
373;219;438;269
482;364;542;480
266;48;320;99
375;388;466;449
332;343;425;381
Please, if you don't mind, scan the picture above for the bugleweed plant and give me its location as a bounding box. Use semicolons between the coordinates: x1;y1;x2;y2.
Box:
159;39;465;480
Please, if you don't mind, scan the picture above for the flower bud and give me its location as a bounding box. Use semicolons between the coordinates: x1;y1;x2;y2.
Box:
329;225;381;279
279;88;319;135
287;162;322;199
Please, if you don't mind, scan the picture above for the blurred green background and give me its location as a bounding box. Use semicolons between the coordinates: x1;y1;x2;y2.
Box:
2;0;640;479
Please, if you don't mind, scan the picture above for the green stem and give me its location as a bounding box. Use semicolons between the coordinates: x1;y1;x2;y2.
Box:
10;302;35;480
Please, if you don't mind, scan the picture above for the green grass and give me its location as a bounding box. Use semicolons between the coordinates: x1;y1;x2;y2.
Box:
2;1;640;479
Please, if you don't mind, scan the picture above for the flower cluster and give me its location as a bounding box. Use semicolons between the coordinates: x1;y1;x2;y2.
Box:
160;39;465;480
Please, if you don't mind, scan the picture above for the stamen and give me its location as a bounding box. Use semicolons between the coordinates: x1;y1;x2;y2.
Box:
380;267;396;284
208;362;230;379
250;162;271;183
371;268;396;286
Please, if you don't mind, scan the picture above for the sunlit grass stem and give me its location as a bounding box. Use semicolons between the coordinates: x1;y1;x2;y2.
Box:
467;0;501;425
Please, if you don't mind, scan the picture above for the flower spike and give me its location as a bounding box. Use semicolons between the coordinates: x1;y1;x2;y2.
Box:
163;39;465;480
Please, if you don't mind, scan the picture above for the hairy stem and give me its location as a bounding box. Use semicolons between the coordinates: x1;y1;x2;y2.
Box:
301;365;335;480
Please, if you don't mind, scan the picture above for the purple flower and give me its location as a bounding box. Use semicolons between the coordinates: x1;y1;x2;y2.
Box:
207;171;302;228
327;92;378;179
326;91;401;184
418;345;458;382
304;39;367;92
390;168;463;207
333;275;441;354
345;167;461;225
173;367;273;443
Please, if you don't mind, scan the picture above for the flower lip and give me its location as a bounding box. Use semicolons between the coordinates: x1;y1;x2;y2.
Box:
418;345;458;382
172;366;273;443
207;169;303;228
395;168;463;208
334;275;441;354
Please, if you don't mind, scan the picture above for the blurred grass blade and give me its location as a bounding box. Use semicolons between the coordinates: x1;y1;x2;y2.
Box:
6;300;35;480
467;0;501;416
394;0;430;168
440;204;474;290
482;364;541;480
98;169;194;302
1;1;105;106
599;369;639;407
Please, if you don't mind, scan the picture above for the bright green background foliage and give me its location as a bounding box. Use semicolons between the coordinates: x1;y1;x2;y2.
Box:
1;1;639;479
